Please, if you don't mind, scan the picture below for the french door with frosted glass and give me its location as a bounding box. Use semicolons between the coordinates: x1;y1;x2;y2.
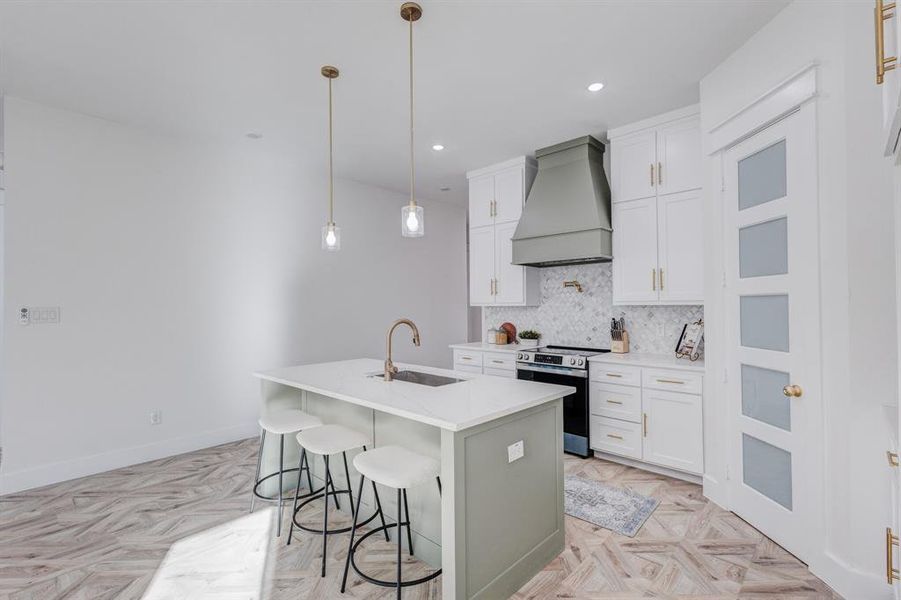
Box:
723;103;820;561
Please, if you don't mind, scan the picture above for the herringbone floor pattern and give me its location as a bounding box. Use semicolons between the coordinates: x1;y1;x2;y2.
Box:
0;439;838;599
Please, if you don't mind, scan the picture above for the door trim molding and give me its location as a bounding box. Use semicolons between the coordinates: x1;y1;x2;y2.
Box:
707;63;818;154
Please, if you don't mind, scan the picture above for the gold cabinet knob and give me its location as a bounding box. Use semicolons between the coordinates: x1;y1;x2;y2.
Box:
783;384;803;398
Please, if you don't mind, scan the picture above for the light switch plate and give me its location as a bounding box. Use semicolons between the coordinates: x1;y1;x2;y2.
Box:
26;307;60;325
507;440;524;463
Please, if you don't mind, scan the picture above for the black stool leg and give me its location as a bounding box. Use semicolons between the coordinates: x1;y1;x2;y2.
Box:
287;447;306;546
372;482;390;541
321;455;331;577
326;465;342;511
250;429;265;513
402;489;414;556
342;452;355;518
396;488;403;598
340;473;368;593
277;434;285;537
302;447;313;491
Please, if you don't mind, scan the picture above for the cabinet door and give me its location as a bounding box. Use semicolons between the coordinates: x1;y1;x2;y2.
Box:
642;389;703;474
611;131;657;203
468;175;495;229
612;198;659;304
494;220;525;305
493;167;524;224
656;116;701;196
468;226;495;305
657;189;704;304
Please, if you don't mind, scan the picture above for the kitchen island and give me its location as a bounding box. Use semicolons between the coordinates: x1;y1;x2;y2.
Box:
254;358;573;600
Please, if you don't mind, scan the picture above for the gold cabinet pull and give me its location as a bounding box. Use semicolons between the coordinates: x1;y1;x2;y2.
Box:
659;268;664;290
460;356;472;361
889;451;900;467
888;527;900;583
606;399;624;405
877;0;898;84
605;373;623;378
491;359;505;365
657;378;685;385
606;433;624;440
783;384;803;398
652;268;657;291
494;278;499;295
657;161;663;185
650;163;655;186
643;413;648;437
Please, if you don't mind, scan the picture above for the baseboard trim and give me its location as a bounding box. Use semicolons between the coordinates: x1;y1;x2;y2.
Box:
592;450;702;484
702;474;729;509
0;422;259;495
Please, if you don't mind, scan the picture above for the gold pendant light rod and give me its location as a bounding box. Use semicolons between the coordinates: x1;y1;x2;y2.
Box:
401;2;421;208
322;65;339;224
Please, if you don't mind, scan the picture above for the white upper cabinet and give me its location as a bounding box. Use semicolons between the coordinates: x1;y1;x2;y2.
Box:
466;157;539;307
609;106;703;305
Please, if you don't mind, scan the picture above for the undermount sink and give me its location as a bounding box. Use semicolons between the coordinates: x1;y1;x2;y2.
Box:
371;370;463;387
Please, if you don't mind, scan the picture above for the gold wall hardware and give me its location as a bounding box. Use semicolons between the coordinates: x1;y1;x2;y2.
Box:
876;0;898;84
385;318;421;380
888;527;900;583
400;2;425;237
606;373;623;378
659;268;664;290
783;384;803;398
321;65;342;251
650;163;655;186
563;280;583;293
652;268;657;291
657;161;663;185
606;399;624;405
889;451;900;467
657;378;684;385
606;433;624;440
643;413;648;437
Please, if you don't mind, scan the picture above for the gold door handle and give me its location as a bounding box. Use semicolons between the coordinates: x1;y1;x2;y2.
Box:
606;399;623;405
659;268;664;290
657;161;662;185
606;433;624;440
888;527;900;583
877;0;898;84
889;451;900;467
783;384;803;398
652;268;657;291
643;413;648;437
650;163;655;187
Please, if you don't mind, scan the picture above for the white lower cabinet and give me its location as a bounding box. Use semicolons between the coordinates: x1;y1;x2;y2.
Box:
450;346;517;378
589;360;703;476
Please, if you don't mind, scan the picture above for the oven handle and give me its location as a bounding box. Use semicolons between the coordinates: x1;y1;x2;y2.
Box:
516;363;588;378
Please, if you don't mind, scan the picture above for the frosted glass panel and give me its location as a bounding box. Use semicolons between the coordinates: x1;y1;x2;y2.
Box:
738;140;786;210
739;218;788;278
741;365;791;431
742;434;792;510
740;295;789;351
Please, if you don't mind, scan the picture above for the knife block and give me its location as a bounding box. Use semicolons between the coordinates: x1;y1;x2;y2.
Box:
611;331;630;354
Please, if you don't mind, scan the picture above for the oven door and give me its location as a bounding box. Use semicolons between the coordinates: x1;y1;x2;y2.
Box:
516;363;591;457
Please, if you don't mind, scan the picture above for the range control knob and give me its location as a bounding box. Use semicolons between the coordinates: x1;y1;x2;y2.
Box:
570;357;577;365
517;353;523;360
578;358;585;366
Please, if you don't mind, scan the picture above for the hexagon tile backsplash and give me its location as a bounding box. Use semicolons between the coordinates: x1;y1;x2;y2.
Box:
483;263;703;355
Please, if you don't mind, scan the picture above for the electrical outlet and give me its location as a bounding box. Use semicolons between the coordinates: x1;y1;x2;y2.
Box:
22;307;61;325
18;307;30;325
507;440;524;463
149;410;162;425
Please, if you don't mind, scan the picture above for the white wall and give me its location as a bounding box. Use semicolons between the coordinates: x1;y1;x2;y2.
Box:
701;3;897;598
0;97;468;494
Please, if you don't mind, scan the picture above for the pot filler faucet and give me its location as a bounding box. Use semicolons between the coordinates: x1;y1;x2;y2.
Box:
385;318;421;381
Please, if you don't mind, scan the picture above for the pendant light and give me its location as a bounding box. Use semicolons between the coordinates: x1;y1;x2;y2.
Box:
400;2;424;237
321;65;341;251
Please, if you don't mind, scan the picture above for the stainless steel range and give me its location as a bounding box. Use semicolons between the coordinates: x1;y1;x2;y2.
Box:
516;345;609;457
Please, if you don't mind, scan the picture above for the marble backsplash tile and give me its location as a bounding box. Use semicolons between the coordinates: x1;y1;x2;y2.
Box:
483;263;703;355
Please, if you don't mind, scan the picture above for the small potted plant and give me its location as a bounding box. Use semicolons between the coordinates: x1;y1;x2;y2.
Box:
519;329;541;348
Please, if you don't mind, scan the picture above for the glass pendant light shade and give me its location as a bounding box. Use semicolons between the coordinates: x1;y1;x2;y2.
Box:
321;222;341;250
402;203;424;237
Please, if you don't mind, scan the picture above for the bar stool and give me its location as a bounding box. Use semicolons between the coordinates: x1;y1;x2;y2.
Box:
341;445;442;598
250;408;322;536
289;424;388;577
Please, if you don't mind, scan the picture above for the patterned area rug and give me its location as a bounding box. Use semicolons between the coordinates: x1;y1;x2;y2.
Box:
564;474;659;537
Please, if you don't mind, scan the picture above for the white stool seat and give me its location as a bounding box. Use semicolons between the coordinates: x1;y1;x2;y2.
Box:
353;445;439;489
297;424;370;456
258;409;322;435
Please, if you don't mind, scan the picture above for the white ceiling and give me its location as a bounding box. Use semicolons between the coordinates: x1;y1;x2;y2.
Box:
0;1;788;203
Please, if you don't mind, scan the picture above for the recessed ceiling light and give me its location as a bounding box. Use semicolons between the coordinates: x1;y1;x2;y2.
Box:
432;144;445;151
245;131;263;139
587;82;605;92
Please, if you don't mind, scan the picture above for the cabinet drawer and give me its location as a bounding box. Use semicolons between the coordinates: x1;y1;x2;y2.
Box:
642;368;702;394
590;416;642;459
484;366;516;378
590;382;642;423
483;352;515;372
453;350;483;367
590;363;642;387
454;364;483;375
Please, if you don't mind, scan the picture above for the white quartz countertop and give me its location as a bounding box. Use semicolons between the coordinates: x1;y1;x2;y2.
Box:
449;342;521;354
588;352;705;373
254;358;574;432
